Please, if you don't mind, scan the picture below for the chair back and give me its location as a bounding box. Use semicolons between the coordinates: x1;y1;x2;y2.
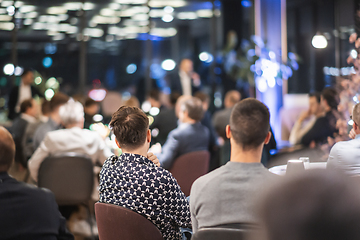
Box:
38;153;94;205
95;202;164;240
170;150;210;196
192;227;251;240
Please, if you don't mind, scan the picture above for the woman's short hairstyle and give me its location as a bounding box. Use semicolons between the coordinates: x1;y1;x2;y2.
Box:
59;100;84;126
229;98;270;150
110;106;149;150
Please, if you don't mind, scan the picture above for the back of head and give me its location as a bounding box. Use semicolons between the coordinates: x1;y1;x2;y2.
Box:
59;100;84;127
20;99;34;114
41;100;51;116
181;97;204;121
175;95;192;118
194;91;210;104
230;98;270;150
49;92;69;112
353;103;360;126
309;92;321;103
0;127;15;172
110;106;149;150
321;87;339;110
148;89;161;102
258;169;360;240
124;96;140;108
225;90;241;108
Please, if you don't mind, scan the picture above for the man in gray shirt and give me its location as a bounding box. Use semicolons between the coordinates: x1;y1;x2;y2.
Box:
190;98;277;232
328;102;360;175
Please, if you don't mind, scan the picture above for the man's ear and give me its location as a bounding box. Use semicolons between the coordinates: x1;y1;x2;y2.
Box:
147;129;151;143
264;131;272;145
225;125;231;139
115;138;121;149
354;123;358;131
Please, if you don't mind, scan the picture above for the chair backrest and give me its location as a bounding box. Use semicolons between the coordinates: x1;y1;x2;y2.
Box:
169;150;210;196
38;153;94;205
95;202;164;240
191;227;251;240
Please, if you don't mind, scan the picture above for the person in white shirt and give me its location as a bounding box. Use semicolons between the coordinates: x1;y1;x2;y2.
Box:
289;92;323;145
327;103;360;175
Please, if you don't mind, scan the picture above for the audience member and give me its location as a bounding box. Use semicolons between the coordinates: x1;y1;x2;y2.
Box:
99;106;191;240
301;87;340;147
289;92;323;145
28;100;112;200
0;126;73;240
257;169;360;240
327;103;360;174
157;97;209;169
151;92;180;145
33;92;69;150
212;90;241;139
123;95;140;108
84;97;100;129
8;69;43;120
9;98;39;168
168;58;201;96
190;98;278;233
148;89;163;109
40;100;51;122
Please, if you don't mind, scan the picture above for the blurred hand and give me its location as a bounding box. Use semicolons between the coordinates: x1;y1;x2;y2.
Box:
147;152;160;167
149;143;162;154
299;110;311;122
191;72;201;87
349;128;356;139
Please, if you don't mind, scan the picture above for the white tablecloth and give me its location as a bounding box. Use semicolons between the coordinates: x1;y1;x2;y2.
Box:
269;162;327;175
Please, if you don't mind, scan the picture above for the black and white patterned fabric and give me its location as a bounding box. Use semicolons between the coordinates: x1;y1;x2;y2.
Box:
99;153;191;240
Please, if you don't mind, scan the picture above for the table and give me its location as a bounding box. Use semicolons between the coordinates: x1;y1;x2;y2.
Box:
269;162;327;175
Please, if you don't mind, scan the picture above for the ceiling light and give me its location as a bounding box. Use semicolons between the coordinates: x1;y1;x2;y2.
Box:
63;2;82;11
149;0;186;8
0;22;14;30
23;18;33;25
162;14;174;22
24;12;38;18
53;33;65;41
149;9;166;18
19;5;35;13
151;28;177;37
132;14;149;21
66;26;78;34
84;28;104;37
100;8;115;16
312;34;328;49
164;6;174;13
109;3;121;10
0;15;12;21
161;59;176;71
92;15;121;24
47;6;67;15
14;1;24;8
83;2;95;10
32;22;46;30
196;9;213;18
1;1;14;7
177;12;198;20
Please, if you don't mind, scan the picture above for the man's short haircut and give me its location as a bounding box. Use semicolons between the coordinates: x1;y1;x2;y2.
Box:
194;91;210;105
0;127;15;171
20;99;34;114
181;97;204;122
230;98;270;150
225;90;241;106
170;92;181;106
321;87;339;110
149;89;161;102
84;97;98;108
59;100;84;126
110;106;149;150
41;100;51;115
352;103;360;126
309;92;321;103
258;169;360;240
21;68;33;78
49;92;69;112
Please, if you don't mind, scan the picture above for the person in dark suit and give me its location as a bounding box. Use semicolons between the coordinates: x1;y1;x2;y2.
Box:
167;59;202;96
0;126;73;240
156;97;210;169
8;69;43;120
8;98;39;168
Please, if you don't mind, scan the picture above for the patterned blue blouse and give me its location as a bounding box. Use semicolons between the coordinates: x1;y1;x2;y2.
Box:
99;153;191;240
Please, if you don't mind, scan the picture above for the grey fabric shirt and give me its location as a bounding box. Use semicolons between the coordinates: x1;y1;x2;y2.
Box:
190;161;277;232
33;118;60;151
327;135;360;175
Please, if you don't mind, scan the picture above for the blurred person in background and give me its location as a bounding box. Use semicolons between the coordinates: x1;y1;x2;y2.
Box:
156;97;209;170
301;88;341;147
8;69;43;120
123;95;140;108
8;98;39;169
257;169;360;240
33;92;69;150
83;97;100;129
39;100;51;123
190;99;277;233
168;58;201;96
289;92;323;145
0;126;74;240
327;103;360;174
151;92;180;145
194;91;220;170
212;90;241;165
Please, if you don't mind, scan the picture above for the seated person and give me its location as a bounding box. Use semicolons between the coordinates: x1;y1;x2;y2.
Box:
0;126;73;240
28;100;112;200
84;97;100;129
258;169;360;240
190;98;278;233
99;106;191;240
327;103;360;174
289;92;323;145
157;97;210;169
9;98;39;168
33;92;69;150
301;88;341;147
